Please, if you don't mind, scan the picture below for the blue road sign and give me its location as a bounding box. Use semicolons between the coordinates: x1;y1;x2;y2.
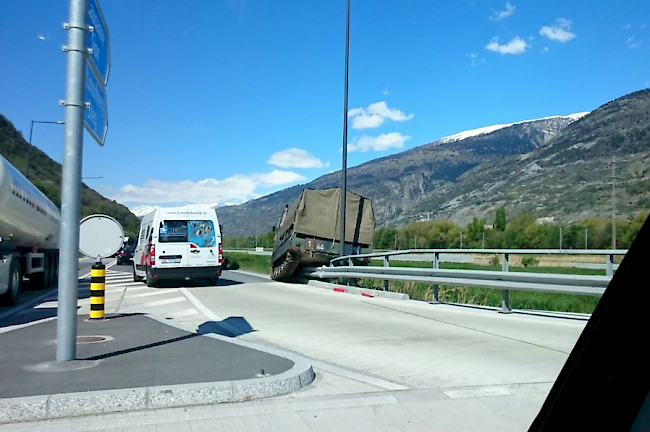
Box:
87;0;110;85
84;62;108;146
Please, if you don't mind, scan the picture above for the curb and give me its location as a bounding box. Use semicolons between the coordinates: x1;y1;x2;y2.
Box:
0;318;315;424
307;280;409;300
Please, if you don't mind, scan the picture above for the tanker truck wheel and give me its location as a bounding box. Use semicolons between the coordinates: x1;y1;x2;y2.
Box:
270;252;299;281
1;258;22;305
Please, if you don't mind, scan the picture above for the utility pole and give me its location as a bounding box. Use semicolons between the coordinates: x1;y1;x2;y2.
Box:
560;227;563;250
394;233;397;251
585;228;588;250
612;156;616;249
460;231;463;249
339;0;351;257
482;231;485;249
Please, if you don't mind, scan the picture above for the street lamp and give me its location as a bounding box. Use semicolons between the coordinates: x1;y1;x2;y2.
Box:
26;120;64;179
339;0;350;257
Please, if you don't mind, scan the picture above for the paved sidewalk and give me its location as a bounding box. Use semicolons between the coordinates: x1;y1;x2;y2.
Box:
0;314;314;423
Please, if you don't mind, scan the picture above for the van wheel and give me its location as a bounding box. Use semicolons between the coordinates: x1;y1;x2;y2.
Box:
2;258;22;305
145;268;157;287
133;265;144;282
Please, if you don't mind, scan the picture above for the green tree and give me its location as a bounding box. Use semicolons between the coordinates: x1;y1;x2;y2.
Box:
465;217;486;248
495;207;507;231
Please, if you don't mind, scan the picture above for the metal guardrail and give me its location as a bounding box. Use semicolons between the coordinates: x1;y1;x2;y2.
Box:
313;249;627;313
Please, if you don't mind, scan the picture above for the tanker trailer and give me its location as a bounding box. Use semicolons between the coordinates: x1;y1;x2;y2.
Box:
0;154;60;304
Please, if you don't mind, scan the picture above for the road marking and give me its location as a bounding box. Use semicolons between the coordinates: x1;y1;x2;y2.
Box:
127;289;179;299
110;282;146;287
166;308;199;319
310;360;410;391
124;296;186;309
444;387;510;399
179;288;222;321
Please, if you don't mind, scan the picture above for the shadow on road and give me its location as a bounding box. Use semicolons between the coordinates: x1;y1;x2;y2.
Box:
81;317;256;361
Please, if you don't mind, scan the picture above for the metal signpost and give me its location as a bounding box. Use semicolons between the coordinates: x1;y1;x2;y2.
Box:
57;0;110;361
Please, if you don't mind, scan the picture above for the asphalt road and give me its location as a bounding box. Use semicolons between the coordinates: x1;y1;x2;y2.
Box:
0;262;592;431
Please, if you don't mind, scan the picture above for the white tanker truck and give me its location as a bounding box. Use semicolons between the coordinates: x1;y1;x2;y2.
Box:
0;154;60;304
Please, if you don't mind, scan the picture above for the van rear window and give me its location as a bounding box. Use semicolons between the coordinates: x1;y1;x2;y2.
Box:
159;220;216;247
159;220;188;242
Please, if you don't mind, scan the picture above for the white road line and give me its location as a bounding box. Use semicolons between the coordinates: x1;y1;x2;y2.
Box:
179;288;222;321
126;289;178;299
110;282;146;287
124;296;186;309
166;308;199;319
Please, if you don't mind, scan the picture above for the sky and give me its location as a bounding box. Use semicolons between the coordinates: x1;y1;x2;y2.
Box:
1;0;649;210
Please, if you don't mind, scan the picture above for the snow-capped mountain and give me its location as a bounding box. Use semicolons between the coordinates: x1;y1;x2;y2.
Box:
437;112;589;144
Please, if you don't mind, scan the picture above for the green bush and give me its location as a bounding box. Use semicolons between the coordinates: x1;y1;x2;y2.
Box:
521;256;539;267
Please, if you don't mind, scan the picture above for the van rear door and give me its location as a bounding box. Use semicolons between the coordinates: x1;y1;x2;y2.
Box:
157;220;190;267
187;219;218;268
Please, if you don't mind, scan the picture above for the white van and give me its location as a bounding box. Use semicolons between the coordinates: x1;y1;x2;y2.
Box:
132;207;223;286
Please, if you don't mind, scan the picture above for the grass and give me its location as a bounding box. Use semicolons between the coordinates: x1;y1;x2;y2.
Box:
223;253;270;275
224;253;605;314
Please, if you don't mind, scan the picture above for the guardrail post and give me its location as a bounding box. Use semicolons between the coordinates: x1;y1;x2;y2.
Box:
499;253;512;314
383;255;389;291
347;257;358;287
431;252;440;303
606;254;613;277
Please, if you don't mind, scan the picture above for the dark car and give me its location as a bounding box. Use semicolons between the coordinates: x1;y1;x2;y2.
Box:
116;245;135;265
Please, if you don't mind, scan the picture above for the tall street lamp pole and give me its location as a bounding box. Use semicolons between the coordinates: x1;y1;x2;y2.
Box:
339;0;350;257
26;120;65;179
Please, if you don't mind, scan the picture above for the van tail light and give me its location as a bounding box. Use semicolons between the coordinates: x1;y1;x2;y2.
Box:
190;243;198;249
218;243;224;264
150;243;156;265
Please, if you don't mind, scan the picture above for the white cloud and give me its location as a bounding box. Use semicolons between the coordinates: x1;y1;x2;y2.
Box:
108;170;305;205
466;52;482;67
540;18;576;43
348;132;411;152
382;89;390;95
540;46;549;53
38;35;45;40
490;2;516;21
485;36;528;55
626;36;642;49
348;101;414;130
267;148;326;169
624;23;632;29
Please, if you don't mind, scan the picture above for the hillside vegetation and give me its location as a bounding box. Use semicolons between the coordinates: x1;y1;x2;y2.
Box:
219;88;650;237
0;114;140;237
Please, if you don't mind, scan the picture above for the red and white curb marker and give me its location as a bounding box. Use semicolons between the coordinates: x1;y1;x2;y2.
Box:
333;287;347;293
361;292;374;298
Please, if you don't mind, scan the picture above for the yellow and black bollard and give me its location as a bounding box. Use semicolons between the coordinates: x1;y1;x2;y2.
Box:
89;261;105;320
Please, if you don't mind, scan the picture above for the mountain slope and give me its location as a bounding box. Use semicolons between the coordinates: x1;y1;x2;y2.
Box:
218;113;588;236
0;113;141;237
402;88;650;225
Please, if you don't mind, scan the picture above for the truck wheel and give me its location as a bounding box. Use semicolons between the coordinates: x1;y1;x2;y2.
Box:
2;258;22;305
270;253;299;281
133;263;144;282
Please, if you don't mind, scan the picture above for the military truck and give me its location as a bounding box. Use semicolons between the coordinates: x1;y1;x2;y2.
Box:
270;188;375;281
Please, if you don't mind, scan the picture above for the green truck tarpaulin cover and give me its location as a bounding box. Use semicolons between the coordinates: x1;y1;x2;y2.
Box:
278;188;375;246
